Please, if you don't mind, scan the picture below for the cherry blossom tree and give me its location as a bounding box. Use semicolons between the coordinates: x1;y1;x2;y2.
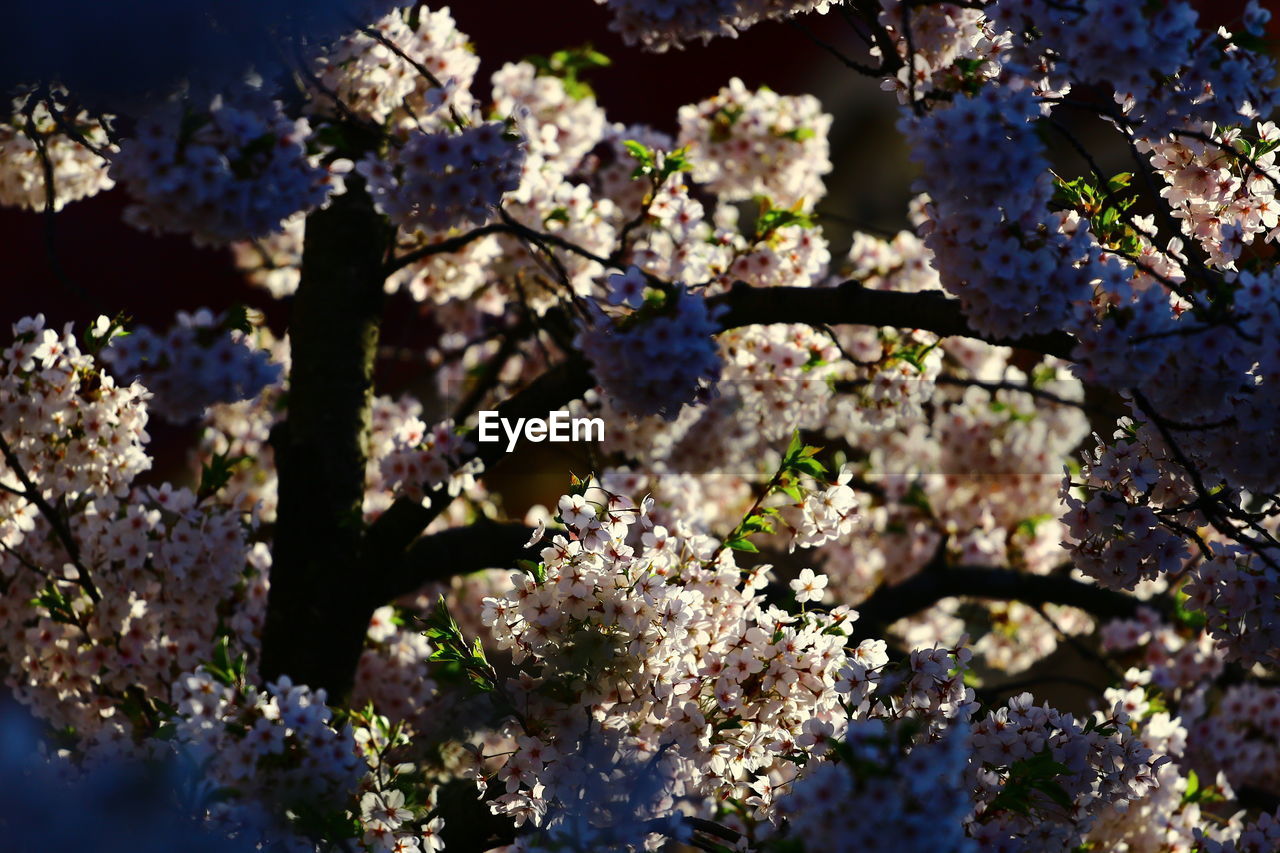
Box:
2;1;1280;851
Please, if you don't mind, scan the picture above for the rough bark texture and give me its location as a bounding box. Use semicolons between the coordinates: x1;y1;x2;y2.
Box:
260;179;390;699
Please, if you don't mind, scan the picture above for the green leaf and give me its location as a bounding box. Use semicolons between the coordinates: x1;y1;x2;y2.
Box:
221;304;254;336
753;198;815;241
779;482;805;503
1174;585;1208;630
1015;514;1054;539
1107;172;1133;191
199;452;251;500
902;482;933;516
1182;770;1200;804
784;430;805;463
567;471;592;497
524;46;611;100
725;537;760;553
83;313;130;356
32;584;78;626
1030;778;1074;810
714;716;744;732
709;105;745;142
788;456;828;479
658;146;692;181
780;127;816;142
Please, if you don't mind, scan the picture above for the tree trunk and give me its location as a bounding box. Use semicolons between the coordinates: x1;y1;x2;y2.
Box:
260;178;390;699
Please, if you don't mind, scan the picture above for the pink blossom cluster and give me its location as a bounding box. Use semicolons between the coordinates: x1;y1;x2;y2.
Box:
1100;608;1223;696
1188;683;1280;798
1;315;151;507
476;483;864;838
1199;807;1280;853
1062;421;1192;592
377;415;477;505
1137;122;1280;270
873;0;1008;104
773;720;974;852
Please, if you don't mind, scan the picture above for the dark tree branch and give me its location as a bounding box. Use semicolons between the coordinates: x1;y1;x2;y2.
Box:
361;356;594;583
261;174;393;699
711;280;1078;359
788;19;884;76
848;565;1151;643
373;521;539;604
0;433;99;603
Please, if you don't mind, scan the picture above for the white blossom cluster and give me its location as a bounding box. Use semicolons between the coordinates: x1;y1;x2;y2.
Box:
773;720;975;852
0;705;260;853
378;415;478;505
311;5;477;126
5;0;1280;850
111;83;342;246
1064;419;1280;669
571;123;674;226
230;213;304;298
359;120;524;233
717;323;841;443
1136;122;1280;271
990;0;1277;133
0;91;115;211
1188;683;1280;801
575;286;724;420
902;85;1097;338
1;315;151;509
720;223;831;291
1085;694;1211;853
1100;608;1223;697
487;64;617;310
1;319;272;747
1183;544;1280;670
1199;808;1280;853
872;0;1008;104
493;61;607;176
1062;421;1194;591
171;671;364;840
967;691;1165;849
626;176;731;287
353;607;444;737
594;0;837;51
476;483;868;838
677;77;832;210
101;309;283;424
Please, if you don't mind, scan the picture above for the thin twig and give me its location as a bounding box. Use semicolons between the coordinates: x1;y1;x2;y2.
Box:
0;434;100;603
